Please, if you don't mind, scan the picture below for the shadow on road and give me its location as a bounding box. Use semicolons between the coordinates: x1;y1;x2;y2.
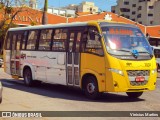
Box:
1;79;145;103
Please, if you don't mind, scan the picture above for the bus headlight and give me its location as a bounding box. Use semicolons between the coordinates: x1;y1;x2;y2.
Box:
151;69;157;74
108;68;124;76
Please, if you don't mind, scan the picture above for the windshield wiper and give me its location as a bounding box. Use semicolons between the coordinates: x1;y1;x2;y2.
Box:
137;51;153;57
114;49;132;53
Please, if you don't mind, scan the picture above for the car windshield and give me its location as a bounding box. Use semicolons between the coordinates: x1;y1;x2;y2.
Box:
101;26;153;56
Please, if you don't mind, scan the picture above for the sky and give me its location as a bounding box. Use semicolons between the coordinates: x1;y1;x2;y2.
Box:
38;0;117;12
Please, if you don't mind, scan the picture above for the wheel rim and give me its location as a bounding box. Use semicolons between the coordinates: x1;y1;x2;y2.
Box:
87;83;95;94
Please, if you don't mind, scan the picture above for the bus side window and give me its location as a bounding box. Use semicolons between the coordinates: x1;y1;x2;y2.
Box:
26;30;38;50
38;29;52;51
21;31;28;50
52;29;67;51
84;27;103;55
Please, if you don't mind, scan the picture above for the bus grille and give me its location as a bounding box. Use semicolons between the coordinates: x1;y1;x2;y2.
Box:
127;70;149;86
127;70;149;76
130;80;148;86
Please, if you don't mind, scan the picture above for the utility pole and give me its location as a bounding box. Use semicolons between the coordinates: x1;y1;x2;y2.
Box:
42;0;48;25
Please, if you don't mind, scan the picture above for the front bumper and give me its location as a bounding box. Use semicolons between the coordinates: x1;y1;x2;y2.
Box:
106;69;157;92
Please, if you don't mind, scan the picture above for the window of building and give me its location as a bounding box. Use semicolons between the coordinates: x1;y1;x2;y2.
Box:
149;6;153;9
131;19;135;21
52;29;67;51
139;21;142;24
137;14;141;18
139;0;145;2
125;15;130;19
124;1;129;5
38;29;53;51
132;4;136;7
26;30;39;50
112;10;115;13
132;11;136;15
120;8;130;12
148;14;153;16
150;21;153;25
138;6;142;10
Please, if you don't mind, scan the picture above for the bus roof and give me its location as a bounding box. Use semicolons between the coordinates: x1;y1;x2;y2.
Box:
8;21;137;32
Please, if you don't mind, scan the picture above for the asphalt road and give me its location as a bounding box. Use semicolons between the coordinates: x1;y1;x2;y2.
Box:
0;68;160;120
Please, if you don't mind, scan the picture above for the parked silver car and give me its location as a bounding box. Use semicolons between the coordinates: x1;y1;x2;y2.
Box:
0;81;2;103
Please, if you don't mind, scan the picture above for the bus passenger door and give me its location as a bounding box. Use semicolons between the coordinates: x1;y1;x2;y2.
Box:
67;31;82;86
10;34;22;76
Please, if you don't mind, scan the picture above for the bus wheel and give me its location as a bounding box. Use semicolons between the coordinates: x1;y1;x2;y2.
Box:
24;68;33;87
84;76;99;100
126;92;143;98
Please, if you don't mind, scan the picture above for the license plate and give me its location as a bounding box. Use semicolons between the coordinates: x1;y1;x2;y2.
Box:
135;76;145;82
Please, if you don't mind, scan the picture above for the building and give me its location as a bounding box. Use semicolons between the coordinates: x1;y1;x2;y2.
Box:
47;7;75;17
153;0;160;25
111;0;160;26
64;1;98;13
14;0;38;9
29;0;37;9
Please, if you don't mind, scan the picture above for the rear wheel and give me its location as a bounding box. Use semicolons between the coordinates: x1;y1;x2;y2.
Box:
84;76;100;100
23;68;34;86
126;92;143;98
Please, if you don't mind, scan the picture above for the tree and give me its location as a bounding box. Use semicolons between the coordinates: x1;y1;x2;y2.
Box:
0;0;30;53
42;0;48;25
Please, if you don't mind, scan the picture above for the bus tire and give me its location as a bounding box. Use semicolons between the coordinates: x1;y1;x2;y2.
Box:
84;76;99;100
126;92;143;98
23;68;34;87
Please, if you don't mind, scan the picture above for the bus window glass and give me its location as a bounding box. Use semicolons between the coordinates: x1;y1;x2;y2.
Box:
39;29;52;50
85;27;103;55
52;29;67;51
21;31;28;50
69;32;74;51
26;31;38;50
75;32;81;52
16;34;22;50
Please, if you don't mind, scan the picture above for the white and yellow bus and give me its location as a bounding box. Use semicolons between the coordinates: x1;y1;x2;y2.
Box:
3;21;157;99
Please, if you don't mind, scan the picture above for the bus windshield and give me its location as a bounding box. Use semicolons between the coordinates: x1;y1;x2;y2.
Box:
101;26;153;57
